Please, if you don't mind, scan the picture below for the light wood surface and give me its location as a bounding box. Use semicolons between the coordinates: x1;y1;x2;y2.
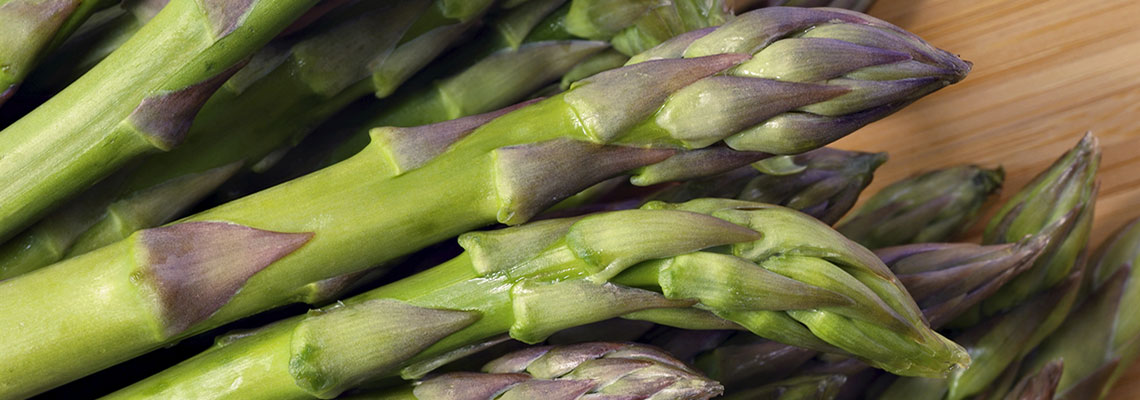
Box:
836;0;1140;397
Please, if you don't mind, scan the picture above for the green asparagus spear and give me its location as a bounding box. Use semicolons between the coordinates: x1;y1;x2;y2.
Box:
836;165;1004;249
0;0;118;107
317;0;732;169
1017;217;1140;399
0;0;495;280
0;0;319;243
728;0;877;13
975;134;1099;317
650;148;887;224
696;237;1045;390
0;8;969;395
106;200;968;399
346;342;724;400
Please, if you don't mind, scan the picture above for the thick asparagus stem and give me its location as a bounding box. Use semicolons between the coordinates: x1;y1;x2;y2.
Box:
0;0;492;279
836;165;1004;249
0;0;319;243
0;8;968;395
346;342;724;400
106;200;967;399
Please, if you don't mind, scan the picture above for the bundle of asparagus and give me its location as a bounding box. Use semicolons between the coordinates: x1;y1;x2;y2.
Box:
3;1;1136;400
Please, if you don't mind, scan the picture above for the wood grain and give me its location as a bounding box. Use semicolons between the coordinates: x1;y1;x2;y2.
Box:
842;0;1140;397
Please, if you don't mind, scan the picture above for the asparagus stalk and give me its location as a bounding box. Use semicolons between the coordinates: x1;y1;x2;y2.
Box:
0;0;319;243
346;342;724;400
1016;217;1140;399
650;148;888;224
973;134;1100;317
0;8;969;395
107;200;968;399
314;0;732;171
836;165;1004;249
0;0;494;279
0;0;119;107
694;237;1045;390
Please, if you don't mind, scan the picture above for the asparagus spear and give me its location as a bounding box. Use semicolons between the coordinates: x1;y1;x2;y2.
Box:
694;237;1045;390
0;0;496;279
973;134;1100;318
1017;217;1140;399
650;148;888;224
0;0;119;107
836;165;1004;249
346;342;724;400
310;0;731;174
0;0;319;243
0;8;969;395
106;200;968;399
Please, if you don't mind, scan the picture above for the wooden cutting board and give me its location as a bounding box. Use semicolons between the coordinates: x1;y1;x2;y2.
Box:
839;0;1140;397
